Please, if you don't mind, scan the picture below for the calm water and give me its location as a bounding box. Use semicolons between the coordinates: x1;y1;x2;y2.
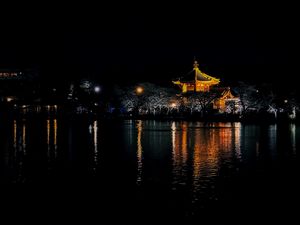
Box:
0;117;299;224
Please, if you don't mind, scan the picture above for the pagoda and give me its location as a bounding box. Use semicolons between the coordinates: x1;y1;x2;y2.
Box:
172;60;220;93
172;60;239;113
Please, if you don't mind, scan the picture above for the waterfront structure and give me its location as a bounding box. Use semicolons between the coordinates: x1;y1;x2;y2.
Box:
173;60;239;112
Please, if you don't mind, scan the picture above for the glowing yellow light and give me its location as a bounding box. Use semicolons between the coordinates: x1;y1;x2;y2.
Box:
54;119;57;147
136;87;144;94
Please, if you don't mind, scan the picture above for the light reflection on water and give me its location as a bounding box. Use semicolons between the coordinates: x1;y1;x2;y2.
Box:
2;119;298;202
136;120;143;185
290;124;296;153
11;119;27;182
171;122;188;188
269;124;277;153
89;120;99;170
1;117;299;224
47;118;58;163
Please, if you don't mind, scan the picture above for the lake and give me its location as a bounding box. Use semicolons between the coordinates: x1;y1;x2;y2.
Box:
0;116;299;224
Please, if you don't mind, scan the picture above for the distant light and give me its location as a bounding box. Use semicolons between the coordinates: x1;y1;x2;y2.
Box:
80;80;91;89
94;103;98;106
6;97;13;102
94;86;101;93
171;103;177;108
284;99;288;103
136;87;144;94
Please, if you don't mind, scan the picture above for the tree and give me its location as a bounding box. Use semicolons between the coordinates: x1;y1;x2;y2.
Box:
184;92;218;116
233;82;262;116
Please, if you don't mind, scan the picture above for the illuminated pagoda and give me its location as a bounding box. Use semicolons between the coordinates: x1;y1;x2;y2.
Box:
173;60;239;113
172;60;220;93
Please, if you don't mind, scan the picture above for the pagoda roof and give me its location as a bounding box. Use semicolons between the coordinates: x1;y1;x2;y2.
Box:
175;61;220;84
210;87;237;99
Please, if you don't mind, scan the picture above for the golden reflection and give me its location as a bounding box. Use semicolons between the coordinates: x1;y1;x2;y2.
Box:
171;122;242;201
192;124;241;202
54;119;57;152
136;120;143;185
13;120;27;152
172;122;188;188
193;127;201;183
181;123;188;165
46;119;59;160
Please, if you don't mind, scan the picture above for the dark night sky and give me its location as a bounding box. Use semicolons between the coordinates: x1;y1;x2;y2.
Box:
0;4;297;90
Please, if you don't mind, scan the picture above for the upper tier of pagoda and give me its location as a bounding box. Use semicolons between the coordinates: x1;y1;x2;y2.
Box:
173;60;220;93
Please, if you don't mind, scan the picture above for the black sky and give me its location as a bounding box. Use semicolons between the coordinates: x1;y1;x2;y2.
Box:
0;4;297;88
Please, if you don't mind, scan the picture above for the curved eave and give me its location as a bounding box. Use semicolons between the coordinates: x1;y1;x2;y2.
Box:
197;80;220;84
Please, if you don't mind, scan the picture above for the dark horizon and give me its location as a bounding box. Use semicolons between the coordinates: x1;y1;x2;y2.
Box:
0;5;297;90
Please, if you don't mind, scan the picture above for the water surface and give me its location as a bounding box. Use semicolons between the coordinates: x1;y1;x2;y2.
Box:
0;117;299;224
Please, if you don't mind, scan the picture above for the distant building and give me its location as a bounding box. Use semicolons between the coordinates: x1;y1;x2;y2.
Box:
0;69;27;80
172;60;239;113
0;68;38;103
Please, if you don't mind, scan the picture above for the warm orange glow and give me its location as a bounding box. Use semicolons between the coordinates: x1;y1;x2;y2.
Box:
54;119;57;151
193;128;201;182
136;120;143;185
171;103;177;108
136;86;144;94
170;122;243;196
172;122;188;187
173;61;220;93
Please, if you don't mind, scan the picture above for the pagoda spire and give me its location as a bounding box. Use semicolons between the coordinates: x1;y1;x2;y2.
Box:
193;59;199;92
193;59;199;69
